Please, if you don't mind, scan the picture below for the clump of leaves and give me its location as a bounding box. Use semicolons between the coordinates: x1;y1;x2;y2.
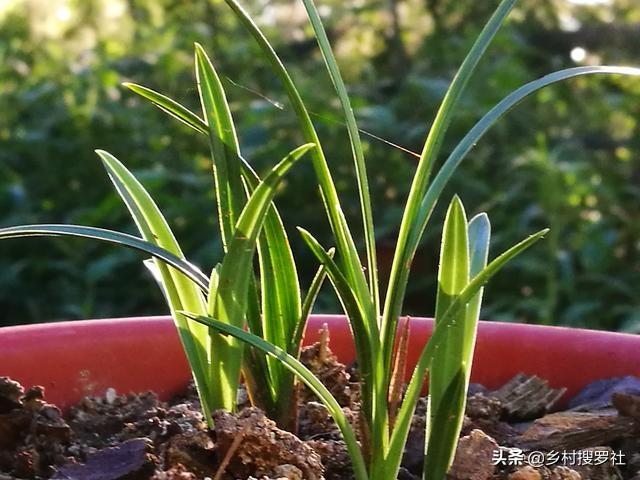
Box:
2;0;638;478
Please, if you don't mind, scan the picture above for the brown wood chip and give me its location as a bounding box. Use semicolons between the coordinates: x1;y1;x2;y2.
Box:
492;374;566;422
514;411;634;451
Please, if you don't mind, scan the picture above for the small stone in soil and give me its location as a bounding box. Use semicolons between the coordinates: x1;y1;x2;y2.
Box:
51;438;157;480
297;401;358;442
549;466;581;479
509;466;542;480
272;464;303;480
105;388;117;405
613;393;640;420
164;431;217;478
0;377;24;413
297;401;339;440
306;440;352;480
447;429;498;480
466;393;503;420
462;393;518;445
150;464;197;480
568;446;623;479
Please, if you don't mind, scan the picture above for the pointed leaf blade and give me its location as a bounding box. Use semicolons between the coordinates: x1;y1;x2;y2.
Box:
425;196;470;477
96;150;213;420
430;196;470;405
123;83;208;134
220;0;372;330
385;228;548;478
194;43;245;249
382;0;518;368
0;224;207;289
207;143;314;410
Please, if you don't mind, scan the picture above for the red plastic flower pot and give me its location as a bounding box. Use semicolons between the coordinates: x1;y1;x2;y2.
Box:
1;315;639;411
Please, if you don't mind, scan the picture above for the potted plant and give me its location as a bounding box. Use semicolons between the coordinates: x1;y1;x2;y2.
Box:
1;0;639;478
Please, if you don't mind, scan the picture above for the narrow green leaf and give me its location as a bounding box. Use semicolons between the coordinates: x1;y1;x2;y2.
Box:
194;42;245;250
413;67;640;250
384;228;548;479
436;197;470;314
464;213;491;374
382;0;517;372
425;196;470;477
299;0;379;315
246;157;303;418
123;83;208;134
251;180;302;354
126;78;303;417
207;143;314;410
387;67;640;365
424;210;490;479
423;368;467;480
468;214;491;278
185;313;369;480
96;149;213;423
429;196;469;409
296;228;374;379
298;227;389;461
256;231;285;395
242;147;304;423
0;224;207;289
221;0;372;328
97;150;207;294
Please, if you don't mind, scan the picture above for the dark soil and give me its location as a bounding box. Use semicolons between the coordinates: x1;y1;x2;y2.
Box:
1;340;640;480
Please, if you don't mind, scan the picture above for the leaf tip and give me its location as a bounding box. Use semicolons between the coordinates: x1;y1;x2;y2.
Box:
469;212;491;237
450;194;463;207
94;149;118;167
193;42;207;58
445;194;467;225
470;211;489;224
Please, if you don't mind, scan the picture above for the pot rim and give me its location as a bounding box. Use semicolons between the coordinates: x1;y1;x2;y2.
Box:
1;315;639;410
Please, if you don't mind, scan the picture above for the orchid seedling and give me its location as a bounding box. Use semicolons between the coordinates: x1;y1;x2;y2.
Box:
2;0;639;478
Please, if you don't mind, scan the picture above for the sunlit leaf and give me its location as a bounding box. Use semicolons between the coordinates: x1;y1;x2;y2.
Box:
207;143;314;410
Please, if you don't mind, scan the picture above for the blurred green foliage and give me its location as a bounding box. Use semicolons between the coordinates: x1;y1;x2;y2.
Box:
1;0;639;331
